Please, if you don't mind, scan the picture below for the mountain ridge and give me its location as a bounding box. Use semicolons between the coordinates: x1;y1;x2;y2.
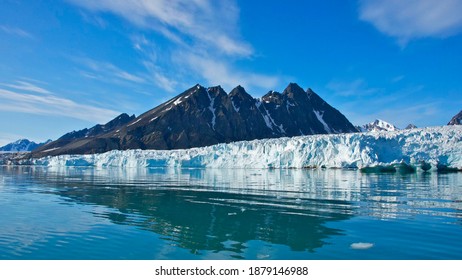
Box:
0;139;52;152
32;83;358;157
448;110;462;125
357;119;400;132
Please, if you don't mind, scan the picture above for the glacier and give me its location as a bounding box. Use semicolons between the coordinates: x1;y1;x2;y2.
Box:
27;126;462;171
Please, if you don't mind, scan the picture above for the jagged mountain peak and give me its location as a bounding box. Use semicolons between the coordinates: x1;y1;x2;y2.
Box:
234;84;245;91
405;124;418;130
229;85;253;102
229;85;248;96
0;138;52;152
359;119;400;132
285;82;304;90
179;83;206;95
12;138;28;144
283;82;305;97
59;113;136;140
154;84;207;110
206;85;227;97
207;85;222;91
105;113;135;127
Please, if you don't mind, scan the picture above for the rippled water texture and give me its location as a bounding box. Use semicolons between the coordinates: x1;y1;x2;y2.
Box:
1;166;461;259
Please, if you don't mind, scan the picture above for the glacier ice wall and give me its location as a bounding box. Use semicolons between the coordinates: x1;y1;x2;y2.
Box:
29;126;462;171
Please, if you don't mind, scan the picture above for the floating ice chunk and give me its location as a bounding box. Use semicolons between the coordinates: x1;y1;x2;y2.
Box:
257;254;270;259
350;242;374;250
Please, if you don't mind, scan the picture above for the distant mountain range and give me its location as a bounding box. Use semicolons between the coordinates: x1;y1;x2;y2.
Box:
356;119;400;132
0;139;51;152
32;83;357;157
356;119;419;132
405;124;417;129
448;110;462;125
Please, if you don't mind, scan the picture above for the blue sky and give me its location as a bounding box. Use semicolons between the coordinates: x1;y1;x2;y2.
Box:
1;0;462;145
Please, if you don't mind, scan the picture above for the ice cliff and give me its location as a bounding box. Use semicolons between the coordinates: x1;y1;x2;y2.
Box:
28;126;462;171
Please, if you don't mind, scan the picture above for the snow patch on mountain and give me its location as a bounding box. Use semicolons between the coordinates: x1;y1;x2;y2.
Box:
206;89;217;130
314;110;332;133
358;119;399;132
27;126;462;171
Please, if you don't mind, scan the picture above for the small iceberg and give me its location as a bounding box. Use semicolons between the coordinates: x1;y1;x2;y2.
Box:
350;242;374;250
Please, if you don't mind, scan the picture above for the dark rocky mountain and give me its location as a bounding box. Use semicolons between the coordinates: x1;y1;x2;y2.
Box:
448;110;462;125
59;113;136;140
33;113;135;156
405;124;417;129
0;139;51;152
32;83;358;157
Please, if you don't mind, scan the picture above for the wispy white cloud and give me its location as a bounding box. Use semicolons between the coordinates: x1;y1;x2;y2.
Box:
152;72;177;93
0;80;51;95
0;25;33;39
69;0;282;94
182;53;281;92
0;88;119;123
79;11;107;28
74;52;180;93
359;0;462;45
73;56;146;84
326;78;381;97
131;33;282;94
69;0;252;57
138;49;179;93
391;75;405;83
113;71;145;83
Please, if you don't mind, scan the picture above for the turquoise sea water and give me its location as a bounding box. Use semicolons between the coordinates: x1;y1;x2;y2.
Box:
1;166;461;259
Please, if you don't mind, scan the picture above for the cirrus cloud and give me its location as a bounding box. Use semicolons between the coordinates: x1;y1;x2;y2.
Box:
359;0;462;45
182;53;280;92
0;87;119;123
68;0;283;95
68;0;253;57
0;25;33;39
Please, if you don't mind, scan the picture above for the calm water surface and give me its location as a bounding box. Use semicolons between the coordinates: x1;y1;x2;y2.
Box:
1;166;461;259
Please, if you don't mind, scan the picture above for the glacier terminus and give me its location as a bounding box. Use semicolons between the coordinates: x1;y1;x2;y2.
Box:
26;126;462;172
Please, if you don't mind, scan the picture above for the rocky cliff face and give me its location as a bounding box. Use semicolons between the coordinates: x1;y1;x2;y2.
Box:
32;83;358;157
448;110;462;125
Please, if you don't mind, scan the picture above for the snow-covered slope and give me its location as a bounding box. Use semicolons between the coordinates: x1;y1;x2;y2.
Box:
27;126;462;171
358;119;399;132
0;139;51;152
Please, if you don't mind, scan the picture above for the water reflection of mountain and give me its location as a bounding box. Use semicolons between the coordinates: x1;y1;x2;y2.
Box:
5;167;360;257
3;166;462;258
